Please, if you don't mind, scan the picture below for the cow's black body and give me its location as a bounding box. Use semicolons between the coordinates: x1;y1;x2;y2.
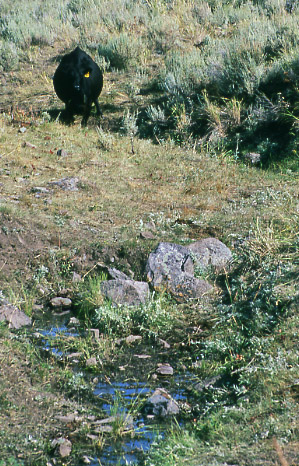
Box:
53;47;103;125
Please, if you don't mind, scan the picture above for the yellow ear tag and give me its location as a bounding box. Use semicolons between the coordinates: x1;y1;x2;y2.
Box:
84;71;90;78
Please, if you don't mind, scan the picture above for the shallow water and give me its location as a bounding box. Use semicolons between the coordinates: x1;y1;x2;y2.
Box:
38;322;192;465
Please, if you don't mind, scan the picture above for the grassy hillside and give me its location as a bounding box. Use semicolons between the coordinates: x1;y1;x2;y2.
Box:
0;1;298;465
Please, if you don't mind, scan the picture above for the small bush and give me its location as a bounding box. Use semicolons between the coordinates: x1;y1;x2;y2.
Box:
0;40;19;71
98;33;146;70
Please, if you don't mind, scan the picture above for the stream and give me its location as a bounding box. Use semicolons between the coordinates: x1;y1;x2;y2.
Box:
35;311;195;465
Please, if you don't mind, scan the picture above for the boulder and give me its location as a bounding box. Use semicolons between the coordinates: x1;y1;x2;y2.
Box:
146;243;194;290
146;242;212;302
187;238;232;272
0;304;32;329
100;279;149;306
168;273;212;302
142;388;179;417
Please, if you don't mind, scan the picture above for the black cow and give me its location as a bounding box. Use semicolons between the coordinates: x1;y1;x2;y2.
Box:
53;47;103;126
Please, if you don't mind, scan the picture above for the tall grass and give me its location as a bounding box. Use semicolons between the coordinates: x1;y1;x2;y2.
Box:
1;0;299;165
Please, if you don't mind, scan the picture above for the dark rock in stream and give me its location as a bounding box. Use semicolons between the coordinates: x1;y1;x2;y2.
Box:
143;388;179;417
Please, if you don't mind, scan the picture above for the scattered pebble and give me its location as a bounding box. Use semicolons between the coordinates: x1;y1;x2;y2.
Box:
50;297;72;308
156;363;174;376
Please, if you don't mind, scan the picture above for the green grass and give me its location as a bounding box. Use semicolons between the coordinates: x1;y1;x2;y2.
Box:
0;1;298;465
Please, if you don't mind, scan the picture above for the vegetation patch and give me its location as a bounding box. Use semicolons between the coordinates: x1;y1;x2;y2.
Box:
0;1;298;465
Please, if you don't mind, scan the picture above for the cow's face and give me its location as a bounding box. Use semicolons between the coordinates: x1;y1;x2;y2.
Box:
70;68;90;93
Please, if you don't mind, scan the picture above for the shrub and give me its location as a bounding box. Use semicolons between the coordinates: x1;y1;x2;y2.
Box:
0;40;19;71
98;32;146;70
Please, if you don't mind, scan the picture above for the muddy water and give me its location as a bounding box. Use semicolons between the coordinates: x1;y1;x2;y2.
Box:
36;314;193;465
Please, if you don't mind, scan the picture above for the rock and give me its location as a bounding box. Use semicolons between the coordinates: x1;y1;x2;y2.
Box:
48;177;80;191
22;141;36;149
146;242;194;289
157;338;171;349
82;456;92;464
86;357;97;367
0;304;32;329
31;186;50;194
187;238;232;272
243;152;261;165
68;317;80;326
107;267;130;281
125;335;142;344
156;363;174;376
140;230;155;240
72;272;82;282
93;414;134;433
169;274;213;302
146;242;213;302
52;438;72;458
55;413;78;423
50;297;72;308
142;388;179;417
100;279;149;306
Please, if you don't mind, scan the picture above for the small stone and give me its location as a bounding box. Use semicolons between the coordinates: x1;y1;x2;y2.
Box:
125;335;142;344
158;338;171;349
68;317;80;326
156;363;174;376
140;230;155;240
86;357;97;367
22;141;36;149
48;177;80;191
244;152;261;165
55;414;77;423
72;272;82;282
50;297;72;308
31;186;49;194
107;267;130;280
142;388;179;417
0;304;32;329
59;439;72;458
82;456;92;464
52;438;72;458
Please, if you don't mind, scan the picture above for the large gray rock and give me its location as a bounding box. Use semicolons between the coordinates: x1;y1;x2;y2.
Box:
142;388;179;417
187;238;232;272
146;243;194;289
100;279;149;306
0;304;32;329
168;273;212;302
145;242;212;302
